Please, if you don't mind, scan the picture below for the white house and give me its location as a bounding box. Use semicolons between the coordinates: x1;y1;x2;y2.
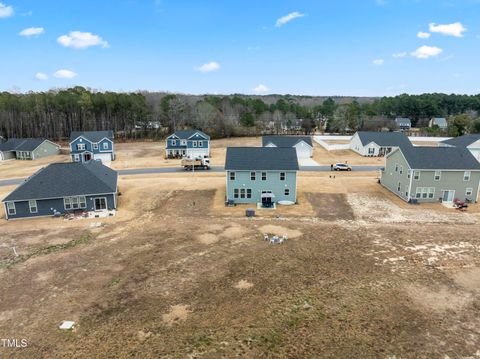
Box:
429;117;448;130
261;136;313;160
350;131;412;157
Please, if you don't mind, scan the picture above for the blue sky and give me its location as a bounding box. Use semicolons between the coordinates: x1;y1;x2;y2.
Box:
0;0;479;96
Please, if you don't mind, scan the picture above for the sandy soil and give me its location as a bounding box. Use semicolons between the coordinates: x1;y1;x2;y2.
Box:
0;153;70;179
1;171;480;358
312;142;386;165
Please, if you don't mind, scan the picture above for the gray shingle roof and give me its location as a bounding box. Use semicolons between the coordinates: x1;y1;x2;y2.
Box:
225;147;299;171
356;131;412;148
170;130;210;140
70;131;114;143
262;136;313;148
3;161;118;202
0;138;55;152
431;118;448;128
398;146;480;170
395;118;411;126
441;134;480;148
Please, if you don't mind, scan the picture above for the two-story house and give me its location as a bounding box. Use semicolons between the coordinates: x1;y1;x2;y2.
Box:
70;131;115;163
395;118;412;131
225;147;299;206
380;146;480;203
165;130;210;158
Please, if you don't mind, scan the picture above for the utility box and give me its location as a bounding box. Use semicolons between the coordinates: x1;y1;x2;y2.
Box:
246;209;255;217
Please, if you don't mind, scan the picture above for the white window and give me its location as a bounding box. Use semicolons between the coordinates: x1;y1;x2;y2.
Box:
428;188;435;199
233;189;239;198
171;139;176;146
368;147;375;154
395;164;399;172
422;188;428;199
466;188;473;196
93;143;99;150
280;172;286;181
250;172;256;181
464;171;471;181
229;171;235;181
73;154;80;162
415;188;422;199
434;171;441;181
397;182;401;192
399;166;403;175
405;185;409;198
6;202;15;215
29;200;38;213
193;141;197;148
64;196;87;210
261;172;267;181
181;140;186;145
284;189;290;196
77;143;85;151
198;141;203;147
246;189;252;198
413;171;420;180
407;171;411;179
103;142;109;150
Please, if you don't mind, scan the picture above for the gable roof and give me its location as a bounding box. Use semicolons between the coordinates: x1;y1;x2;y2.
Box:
395;118;411;126
169;130;210;140
396;146;480;170
0;138;56;152
70;131;114;143
355;131;412;148
225;147;299;171
3;161;118;202
431;118;448;128
441;134;480;148
262;136;313;148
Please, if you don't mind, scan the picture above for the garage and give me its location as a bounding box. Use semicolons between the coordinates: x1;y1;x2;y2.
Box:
262;135;314;161
294;141;313;159
94;153;113;164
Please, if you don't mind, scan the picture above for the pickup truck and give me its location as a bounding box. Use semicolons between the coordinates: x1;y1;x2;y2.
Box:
181;157;210;171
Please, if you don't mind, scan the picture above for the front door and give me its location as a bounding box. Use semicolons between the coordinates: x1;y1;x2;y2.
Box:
442;190;455;203
84;153;92;162
94;197;107;211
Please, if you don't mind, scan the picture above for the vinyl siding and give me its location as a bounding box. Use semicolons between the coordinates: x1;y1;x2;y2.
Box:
226;170;297;204
32;141;60;159
380;149;411;201
70;137;114;155
3;193;116;220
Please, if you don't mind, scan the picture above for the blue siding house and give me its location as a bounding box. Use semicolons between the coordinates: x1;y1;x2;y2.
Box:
70;131;115;163
165;130;210;158
225;147;299;206
2;161;118;220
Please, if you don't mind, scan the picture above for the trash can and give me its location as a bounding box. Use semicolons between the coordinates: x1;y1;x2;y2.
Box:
246;209;255;217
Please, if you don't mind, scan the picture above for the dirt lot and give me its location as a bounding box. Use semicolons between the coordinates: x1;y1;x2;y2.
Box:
1;171;480;358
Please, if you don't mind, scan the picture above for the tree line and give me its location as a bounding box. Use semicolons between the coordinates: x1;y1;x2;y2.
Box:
1;87;479;140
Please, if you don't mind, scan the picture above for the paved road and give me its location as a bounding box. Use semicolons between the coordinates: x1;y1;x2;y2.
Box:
0;165;384;187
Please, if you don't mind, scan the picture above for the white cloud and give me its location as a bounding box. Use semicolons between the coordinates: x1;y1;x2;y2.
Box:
195;61;220;73
417;31;431;39
392;52;407;58
57;31;109;49
429;22;466;37
373;59;384;65
410;45;443;59
35;72;48;80
19;27;44;37
275;11;305;27
0;2;13;18
53;69;78;79
253;84;269;94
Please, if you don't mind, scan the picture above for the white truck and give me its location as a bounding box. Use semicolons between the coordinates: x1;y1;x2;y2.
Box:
181;157;210;171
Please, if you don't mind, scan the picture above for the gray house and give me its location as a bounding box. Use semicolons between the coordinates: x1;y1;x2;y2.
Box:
380;146;480;203
2;161;118;220
225;147;299;206
440;134;480;163
429;117;448;130
395;118;412;131
262;136;313;159
350;131;412;156
0;138;60;161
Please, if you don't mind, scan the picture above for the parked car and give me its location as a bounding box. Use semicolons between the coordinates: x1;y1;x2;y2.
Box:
333;163;352;171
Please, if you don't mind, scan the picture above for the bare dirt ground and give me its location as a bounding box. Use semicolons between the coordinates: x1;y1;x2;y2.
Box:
0;153;70;179
312;142;386;166
1;172;480;358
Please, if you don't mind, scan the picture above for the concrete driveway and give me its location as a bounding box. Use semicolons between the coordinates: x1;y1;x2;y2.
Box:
298;158;320;166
